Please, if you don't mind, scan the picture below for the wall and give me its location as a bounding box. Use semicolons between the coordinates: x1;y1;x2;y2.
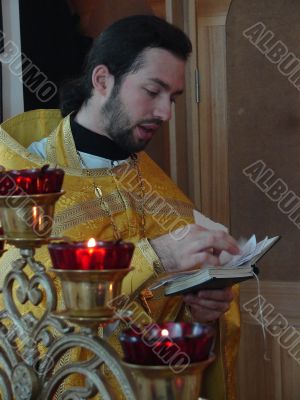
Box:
2;0;24;120
227;1;300;398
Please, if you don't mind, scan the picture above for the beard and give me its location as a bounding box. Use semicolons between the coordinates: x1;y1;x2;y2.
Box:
101;86;155;154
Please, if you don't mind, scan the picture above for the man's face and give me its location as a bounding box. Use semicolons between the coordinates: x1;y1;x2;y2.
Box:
101;48;186;153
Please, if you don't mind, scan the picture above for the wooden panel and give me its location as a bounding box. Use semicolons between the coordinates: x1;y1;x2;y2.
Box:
166;0;189;194
237;322;282;400
226;1;300;398
240;281;300;324
183;0;201;208
166;0;204;203
70;0;152;36
227;0;300;280
238;280;300;399
146;0;166;17
143;0;170;174
197;0;230;226
198;0;232;17
281;350;300;399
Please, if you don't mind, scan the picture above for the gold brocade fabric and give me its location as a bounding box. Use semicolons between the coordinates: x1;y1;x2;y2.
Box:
0;109;240;399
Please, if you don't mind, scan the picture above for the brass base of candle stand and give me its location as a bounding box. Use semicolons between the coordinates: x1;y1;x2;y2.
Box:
0;185;139;399
0;235;75;250
122;358;215;400
0;191;64;241
0;247;138;400
51;309;133;329
0;235;67;249
0;185;216;400
51;268;133;319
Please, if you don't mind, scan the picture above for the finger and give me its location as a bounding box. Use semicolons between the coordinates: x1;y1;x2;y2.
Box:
185;297;231;313
197;287;234;302
184;287;234;303
188;304;224;323
190;252;221;267
194;231;240;255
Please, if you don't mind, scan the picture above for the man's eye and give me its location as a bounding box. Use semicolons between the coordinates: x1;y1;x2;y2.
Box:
171;97;176;104
145;89;158;97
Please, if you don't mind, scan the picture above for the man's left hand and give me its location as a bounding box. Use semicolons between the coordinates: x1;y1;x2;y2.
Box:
183;287;234;323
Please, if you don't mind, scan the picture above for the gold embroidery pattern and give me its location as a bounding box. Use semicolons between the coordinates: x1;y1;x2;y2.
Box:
136;238;164;276
45;115;130;177
52;192;127;235
63;116;82;169
0;116;141;179
52;190;193;235
46;125;60;165
0;110;240;400
0;126;44;166
137;238;160;266
145;198;193;217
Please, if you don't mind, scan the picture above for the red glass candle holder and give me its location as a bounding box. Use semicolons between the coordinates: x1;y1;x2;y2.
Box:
48;239;134;270
0;165;64;195
49;239;135;318
119;322;215;366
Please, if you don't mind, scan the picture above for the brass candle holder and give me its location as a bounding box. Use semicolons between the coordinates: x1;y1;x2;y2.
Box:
51;268;133;320
0;167;138;399
0;166;217;400
123;358;214;400
120;322;216;400
48;239;135;324
0;166;65;247
0;191;64;247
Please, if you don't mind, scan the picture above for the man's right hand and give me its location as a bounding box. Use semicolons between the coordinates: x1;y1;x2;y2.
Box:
150;224;239;273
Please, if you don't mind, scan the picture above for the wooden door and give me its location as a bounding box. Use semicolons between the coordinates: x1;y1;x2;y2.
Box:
227;1;300;399
187;1;300;399
196;0;232;226
166;0;300;400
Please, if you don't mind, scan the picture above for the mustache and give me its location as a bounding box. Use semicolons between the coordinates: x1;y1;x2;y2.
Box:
136;119;163;127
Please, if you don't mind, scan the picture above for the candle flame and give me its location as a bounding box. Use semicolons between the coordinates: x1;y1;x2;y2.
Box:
161;329;169;337
32;206;38;219
87;238;96;248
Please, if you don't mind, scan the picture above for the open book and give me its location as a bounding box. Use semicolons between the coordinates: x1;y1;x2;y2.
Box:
150;235;281;296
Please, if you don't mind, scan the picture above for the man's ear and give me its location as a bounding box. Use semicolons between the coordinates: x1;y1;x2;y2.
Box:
92;65;114;97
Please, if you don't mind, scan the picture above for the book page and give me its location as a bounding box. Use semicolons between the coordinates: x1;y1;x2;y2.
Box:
149;235;280;290
222;235;257;267
193;210;228;232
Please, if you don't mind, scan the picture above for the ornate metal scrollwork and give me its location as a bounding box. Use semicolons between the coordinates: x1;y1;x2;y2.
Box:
0;248;137;400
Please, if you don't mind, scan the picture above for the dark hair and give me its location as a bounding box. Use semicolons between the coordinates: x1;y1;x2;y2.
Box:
60;15;192;116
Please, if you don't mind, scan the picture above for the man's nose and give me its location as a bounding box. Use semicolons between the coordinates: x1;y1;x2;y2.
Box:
153;98;172;121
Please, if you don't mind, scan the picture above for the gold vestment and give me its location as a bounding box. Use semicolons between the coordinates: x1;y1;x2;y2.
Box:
0;109;240;399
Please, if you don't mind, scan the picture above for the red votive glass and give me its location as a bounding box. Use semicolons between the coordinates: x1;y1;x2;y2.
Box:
0;165;64;195
48;239;135;270
119;322;215;366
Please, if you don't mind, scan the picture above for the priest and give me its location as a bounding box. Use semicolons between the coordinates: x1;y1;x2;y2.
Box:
0;15;240;399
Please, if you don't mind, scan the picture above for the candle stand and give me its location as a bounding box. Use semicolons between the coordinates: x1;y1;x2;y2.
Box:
0;167;215;399
0;188;137;399
123;360;212;400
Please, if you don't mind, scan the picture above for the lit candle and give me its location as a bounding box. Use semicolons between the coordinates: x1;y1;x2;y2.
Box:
161;329;169;337
76;238;107;270
119;322;215;366
48;239;134;270
0;165;64;195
